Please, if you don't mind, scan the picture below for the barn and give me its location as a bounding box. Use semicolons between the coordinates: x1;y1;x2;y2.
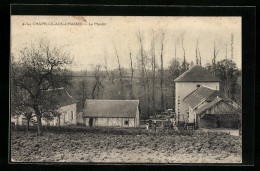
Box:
82;100;140;127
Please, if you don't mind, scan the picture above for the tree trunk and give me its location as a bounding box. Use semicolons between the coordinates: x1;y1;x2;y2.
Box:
58;115;61;127
36;115;43;136
26;119;30;131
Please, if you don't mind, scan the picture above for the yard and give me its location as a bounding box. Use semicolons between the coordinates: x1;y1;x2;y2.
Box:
10;127;242;163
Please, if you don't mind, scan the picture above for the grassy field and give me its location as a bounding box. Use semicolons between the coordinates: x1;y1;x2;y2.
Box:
10;127;242;163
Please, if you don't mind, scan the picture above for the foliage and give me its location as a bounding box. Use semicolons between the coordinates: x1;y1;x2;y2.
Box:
206;59;240;102
11;40;73;135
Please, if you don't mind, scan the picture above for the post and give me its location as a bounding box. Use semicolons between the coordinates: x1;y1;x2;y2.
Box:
197;115;201;129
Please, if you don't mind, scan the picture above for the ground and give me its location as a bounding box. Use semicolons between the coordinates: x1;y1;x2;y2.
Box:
11;127;242;163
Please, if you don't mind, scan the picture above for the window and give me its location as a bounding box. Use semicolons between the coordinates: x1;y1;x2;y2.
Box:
197;84;200;88
124;120;129;125
71;111;74;120
64;111;67;122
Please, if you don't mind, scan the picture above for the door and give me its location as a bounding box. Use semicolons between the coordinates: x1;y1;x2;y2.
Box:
89;118;93;127
216;120;221;128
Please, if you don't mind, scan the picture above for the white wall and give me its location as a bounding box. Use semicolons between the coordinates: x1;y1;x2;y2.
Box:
56;103;77;126
84;117;136;127
175;82;219;123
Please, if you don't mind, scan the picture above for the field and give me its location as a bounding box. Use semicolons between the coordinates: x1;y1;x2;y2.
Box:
10;127;242;163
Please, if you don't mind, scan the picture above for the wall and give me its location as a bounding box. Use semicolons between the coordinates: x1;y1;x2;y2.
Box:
200;117;217;128
42;103;77;126
12;103;77;127
175;82;219;123
85;117;136;127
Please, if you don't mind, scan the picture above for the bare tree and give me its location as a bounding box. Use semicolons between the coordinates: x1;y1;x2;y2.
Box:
180;31;187;70
213;41;221;66
11;41;73;135
159;30;165;111
150;30;158;115
128;48;134;99
77;79;88;108
104;53;114;85
198;49;202;66
113;41;123;93
230;33;234;61
91;65;104;99
136;30;151;118
196;39;199;65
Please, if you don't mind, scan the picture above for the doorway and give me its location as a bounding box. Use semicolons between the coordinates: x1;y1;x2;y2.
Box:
89;118;93;127
216;120;221;128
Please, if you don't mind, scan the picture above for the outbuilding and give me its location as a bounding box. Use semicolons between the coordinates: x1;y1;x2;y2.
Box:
82;100;140;127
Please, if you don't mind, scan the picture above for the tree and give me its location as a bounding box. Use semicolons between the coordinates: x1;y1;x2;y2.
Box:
166;58;182;111
206;59;240;102
91;65;104;99
52;110;62;127
180;31;187;71
150;30;158;115
230;33;234;61
104;54;114;85
77;80;88;108
136;30;151;118
213;41;220;66
128;48;134;99
159;30;165;111
113;41;123;93
195;39;199;65
11;41;73;135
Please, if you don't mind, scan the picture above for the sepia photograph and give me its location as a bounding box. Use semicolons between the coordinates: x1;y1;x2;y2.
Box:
10;16;242;163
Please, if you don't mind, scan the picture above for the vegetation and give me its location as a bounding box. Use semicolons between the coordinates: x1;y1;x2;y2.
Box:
11;41;73;135
11;31;242;134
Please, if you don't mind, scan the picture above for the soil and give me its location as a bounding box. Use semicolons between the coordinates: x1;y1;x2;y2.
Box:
10;128;242;163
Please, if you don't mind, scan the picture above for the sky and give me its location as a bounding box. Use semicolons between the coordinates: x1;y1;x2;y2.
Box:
11;16;242;71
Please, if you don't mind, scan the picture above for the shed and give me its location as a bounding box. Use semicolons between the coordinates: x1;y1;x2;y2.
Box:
184;86;241;129
82;100;140;127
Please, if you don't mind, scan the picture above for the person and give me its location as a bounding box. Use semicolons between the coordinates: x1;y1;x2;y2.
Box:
153;121;157;133
145;123;149;130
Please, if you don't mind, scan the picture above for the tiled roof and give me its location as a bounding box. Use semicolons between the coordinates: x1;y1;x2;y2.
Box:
174;65;221;82
44;88;77;107
195;96;240;115
184;86;216;109
83;100;139;118
195;96;222;115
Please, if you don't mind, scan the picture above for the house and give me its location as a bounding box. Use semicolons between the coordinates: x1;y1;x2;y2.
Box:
45;88;77;126
80;100;139;127
174;65;240;129
13;88;77;127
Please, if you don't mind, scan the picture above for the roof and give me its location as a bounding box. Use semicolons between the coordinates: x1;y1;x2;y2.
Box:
195;96;222;115
184;85;233;110
44;88;77;107
174;65;221;82
195;96;241;115
184;86;217;109
83;100;139;118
